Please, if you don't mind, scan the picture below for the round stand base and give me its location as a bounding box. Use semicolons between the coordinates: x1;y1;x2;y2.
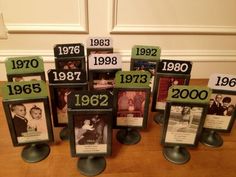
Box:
21;143;50;163
153;114;164;125
116;129;141;145
77;156;106;176
200;130;223;147
60;126;70;140
163;146;190;165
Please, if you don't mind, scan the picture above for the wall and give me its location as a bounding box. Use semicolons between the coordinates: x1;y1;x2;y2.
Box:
0;0;236;80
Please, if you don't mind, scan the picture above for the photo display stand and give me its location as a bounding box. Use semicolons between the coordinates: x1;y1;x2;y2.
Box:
152;59;192;124
86;37;113;78
5;56;46;81
2;81;54;163
53;43;86;70
114;71;151;145
161;85;211;164
67;90;113;176
88;53;122;91
48;69;88;140
200;73;236;147
130;45;161;92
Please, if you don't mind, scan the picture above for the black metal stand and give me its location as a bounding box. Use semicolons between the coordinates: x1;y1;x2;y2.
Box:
163;145;190;164
200;129;223;147
77;156;106;176
116;128;141;145
153;113;164;125
21;143;50;163
60;125;70;140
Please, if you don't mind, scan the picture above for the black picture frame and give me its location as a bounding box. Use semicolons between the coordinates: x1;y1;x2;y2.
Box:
204;89;236;133
68;110;112;157
152;73;190;112
7;72;46;82
161;102;208;147
55;57;86;70
89;69;120;91
2;98;54;146
49;84;88;127
130;59;159;91
113;87;151;129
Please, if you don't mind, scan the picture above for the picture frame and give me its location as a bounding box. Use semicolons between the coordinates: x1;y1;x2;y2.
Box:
55;57;86;70
89;69;120;91
49;84;88;127
113;87;151;128
152;73;190;112
161;102;208;147
7;72;46;82
204;89;236;133
2;98;54;146
130;58;159;91
68;110;112;157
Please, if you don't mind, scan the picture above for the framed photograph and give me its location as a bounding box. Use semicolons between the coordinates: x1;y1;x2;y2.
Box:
7;72;45;82
68;111;112;157
49;84;88;127
152;73;190;112
161;102;208;147
204;90;236;132
89;69;119;91
55;58;85;70
2;98;54;146
113;88;151;128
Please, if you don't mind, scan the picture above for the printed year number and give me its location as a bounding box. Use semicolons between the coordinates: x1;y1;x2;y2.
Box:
215;76;236;87
58;45;80;56
94;56;117;65
120;74;148;84
162;61;188;72
172;88;208;100
52;71;81;81
90;39;110;47
75;94;109;107
136;48;157;56
7;83;41;96
12;59;38;69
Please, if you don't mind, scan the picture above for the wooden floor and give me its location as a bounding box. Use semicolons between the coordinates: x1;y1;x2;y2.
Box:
0;79;236;177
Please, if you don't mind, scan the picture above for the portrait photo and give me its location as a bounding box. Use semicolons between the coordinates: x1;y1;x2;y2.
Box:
164;105;204;145
90;71;116;91
116;90;147;127
74;114;109;154
204;93;236;131
9;101;49;144
155;77;186;110
55;59;84;70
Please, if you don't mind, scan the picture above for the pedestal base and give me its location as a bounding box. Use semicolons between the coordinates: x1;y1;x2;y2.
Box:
163;146;190;164
77;156;106;176
60;126;70;140
200;130;223;147
21;143;50;163
116;128;141;145
153;114;164;125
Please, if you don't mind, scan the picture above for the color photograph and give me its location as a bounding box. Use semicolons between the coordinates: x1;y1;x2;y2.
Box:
91;71;116;91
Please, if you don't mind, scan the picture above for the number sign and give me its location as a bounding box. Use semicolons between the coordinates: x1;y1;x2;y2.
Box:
167;85;212;104
87;37;112;48
208;73;236;91
5;56;44;75
157;59;192;74
54;43;84;58
68;90;113;109
131;45;161;60
2;81;47;100
115;71;151;88
48;69;86;83
88;54;122;70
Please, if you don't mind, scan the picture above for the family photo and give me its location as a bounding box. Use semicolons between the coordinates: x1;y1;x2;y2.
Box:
165;106;203;144
10;102;48;143
56;59;83;70
92;72;116;91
